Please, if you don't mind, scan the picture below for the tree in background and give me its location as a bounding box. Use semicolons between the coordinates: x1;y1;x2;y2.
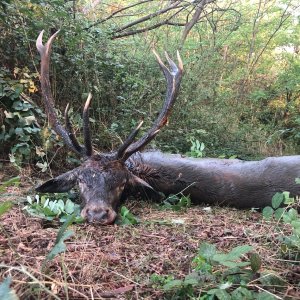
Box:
1;0;300;171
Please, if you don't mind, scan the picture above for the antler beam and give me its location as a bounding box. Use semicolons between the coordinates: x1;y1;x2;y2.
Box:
117;50;183;161
36;30;92;157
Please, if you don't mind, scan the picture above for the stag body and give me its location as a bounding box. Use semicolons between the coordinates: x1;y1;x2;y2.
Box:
128;152;300;208
36;30;300;225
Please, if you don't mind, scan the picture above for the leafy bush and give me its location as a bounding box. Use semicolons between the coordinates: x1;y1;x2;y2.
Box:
186;138;205;158
263;190;300;260
0;67;42;163
150;242;278;299
24;194;83;223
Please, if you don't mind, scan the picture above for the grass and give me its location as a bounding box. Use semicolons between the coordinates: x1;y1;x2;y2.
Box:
0;177;300;299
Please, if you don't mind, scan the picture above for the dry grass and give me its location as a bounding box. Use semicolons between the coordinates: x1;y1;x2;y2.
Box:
1;179;300;299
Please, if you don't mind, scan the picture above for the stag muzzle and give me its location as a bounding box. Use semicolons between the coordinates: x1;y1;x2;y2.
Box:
81;204;117;225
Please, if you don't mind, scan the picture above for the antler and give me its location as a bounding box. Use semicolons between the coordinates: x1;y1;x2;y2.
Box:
36;30;93;157
117;50;183;161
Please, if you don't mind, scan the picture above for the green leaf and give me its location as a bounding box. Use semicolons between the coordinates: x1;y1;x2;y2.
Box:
283;208;298;223
262;206;274;219
26;196;33;205
0;201;13;217
259;272;285;286
184;272;201;286
24;116;36;125
295;178;300;184
0;176;20;192
219;282;232;290
274;207;285;221
218;261;250;268
250;253;261;272
231;287;253;300
198;242;217;260
55;213;76;244
291;220;300;229
46;229;73;261
65;199;75;214
213;245;252;263
256;291;277;300
120;206;129;217
0;277;19;300
271;192;284;209
228;245;253;257
119;206;139;225
163;279;183;291
207;288;231;300
282;191;294;205
46;214;76;261
56;199;65;212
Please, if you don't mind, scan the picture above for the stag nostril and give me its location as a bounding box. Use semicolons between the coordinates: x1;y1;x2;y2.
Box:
86;209;94;222
95;209;108;221
85;208;109;223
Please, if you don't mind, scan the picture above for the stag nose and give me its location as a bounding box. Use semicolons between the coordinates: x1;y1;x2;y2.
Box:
81;206;117;225
87;208;108;221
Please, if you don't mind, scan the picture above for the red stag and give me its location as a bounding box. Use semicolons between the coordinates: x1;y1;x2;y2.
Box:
36;31;300;224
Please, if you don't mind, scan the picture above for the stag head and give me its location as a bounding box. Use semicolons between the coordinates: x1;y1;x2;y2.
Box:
36;30;183;225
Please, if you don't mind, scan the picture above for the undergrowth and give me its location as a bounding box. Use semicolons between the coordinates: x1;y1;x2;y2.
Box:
0;177;300;299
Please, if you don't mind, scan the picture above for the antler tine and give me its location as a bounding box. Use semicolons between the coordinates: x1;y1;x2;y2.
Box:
37;30;86;157
83;93;93;157
120;50;183;161
64;103;82;152
117;120;144;159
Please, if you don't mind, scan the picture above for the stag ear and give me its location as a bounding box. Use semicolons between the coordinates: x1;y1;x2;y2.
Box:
36;169;78;193
127;174;164;202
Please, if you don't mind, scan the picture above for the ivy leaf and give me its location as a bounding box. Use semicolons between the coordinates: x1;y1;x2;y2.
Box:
24;115;36;125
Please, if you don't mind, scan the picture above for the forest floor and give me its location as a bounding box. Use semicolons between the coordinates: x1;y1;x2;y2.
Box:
0;172;300;299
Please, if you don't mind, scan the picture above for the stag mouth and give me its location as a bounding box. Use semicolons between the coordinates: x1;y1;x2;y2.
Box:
81;205;117;225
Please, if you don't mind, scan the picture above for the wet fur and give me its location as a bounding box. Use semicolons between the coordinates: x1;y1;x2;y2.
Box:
128;151;300;208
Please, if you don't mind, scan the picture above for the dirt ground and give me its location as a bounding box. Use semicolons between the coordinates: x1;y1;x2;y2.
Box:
1;176;300;299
